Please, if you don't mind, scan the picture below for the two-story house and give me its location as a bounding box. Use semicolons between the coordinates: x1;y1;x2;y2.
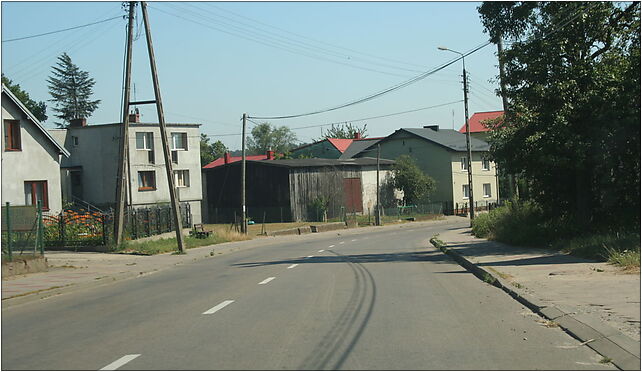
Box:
49;114;203;224
355;125;499;211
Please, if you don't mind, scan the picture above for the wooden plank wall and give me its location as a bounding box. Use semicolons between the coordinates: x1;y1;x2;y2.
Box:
288;165;362;221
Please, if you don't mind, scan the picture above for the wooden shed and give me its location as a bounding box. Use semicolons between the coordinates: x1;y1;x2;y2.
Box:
202;157;395;223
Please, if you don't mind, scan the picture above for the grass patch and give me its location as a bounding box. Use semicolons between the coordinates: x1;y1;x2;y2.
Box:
472;201;640;269
115;227;250;255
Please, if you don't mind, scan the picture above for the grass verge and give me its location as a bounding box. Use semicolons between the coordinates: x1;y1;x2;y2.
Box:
115;227;250;255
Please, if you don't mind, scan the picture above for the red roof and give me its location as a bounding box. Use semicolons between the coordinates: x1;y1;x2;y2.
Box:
203;152;277;169
327;138;354;153
459;110;504;133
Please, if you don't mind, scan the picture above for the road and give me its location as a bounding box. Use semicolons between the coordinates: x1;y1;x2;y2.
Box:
2;219;614;370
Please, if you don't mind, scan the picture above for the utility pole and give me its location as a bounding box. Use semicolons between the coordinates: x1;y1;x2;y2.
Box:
375;143;382;226
141;1;185;252
438;46;475;225
241;113;247;234
114;1;136;246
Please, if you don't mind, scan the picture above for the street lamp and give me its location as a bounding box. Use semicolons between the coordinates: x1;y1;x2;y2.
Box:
439;46;475;225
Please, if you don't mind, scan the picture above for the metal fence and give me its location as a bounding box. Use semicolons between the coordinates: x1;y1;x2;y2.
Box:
43;208;108;249
118;203;192;240
2;202;44;260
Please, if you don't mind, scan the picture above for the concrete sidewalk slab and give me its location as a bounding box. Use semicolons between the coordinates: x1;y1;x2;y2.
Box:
432;223;640;370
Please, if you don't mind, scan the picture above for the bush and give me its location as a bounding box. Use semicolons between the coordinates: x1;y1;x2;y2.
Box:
471;200;552;246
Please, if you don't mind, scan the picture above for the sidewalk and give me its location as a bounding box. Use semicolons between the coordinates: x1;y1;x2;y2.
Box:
435;224;640;370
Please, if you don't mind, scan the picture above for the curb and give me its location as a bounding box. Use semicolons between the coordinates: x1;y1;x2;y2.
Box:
429;237;641;371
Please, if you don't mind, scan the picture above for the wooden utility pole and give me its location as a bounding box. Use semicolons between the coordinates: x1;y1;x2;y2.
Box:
375;144;382;226
113;1;136;246
462;60;475;225
141;1;185;252
241;113;247;234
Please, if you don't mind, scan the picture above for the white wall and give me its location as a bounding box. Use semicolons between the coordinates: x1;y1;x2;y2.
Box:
2;95;64;213
360;166;395;213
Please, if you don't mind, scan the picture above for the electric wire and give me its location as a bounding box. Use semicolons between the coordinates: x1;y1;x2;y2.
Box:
247;1;599;121
1;15;122;43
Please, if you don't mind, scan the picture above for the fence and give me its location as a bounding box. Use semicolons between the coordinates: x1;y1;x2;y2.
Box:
119;203;192;240
2;202;44;260
442;200;504;216
43;208;108;249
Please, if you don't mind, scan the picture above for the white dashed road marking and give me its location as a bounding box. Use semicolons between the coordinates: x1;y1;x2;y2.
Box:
203;300;235;315
339;242;345;245
259;277;275;285
318;249;324;252
351;239;357;242
287;264;298;269
306;255;313;258
329;245;335;248
100;354;141;370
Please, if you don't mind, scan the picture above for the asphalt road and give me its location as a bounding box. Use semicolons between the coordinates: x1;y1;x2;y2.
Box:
2;220;615;370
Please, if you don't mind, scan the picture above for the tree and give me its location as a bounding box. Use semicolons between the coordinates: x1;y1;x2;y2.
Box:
200;134;228;166
47;53;100;128
392;155;436;205
246;122;298;155
2;74;48;122
317;122;368;140
478;2;640;227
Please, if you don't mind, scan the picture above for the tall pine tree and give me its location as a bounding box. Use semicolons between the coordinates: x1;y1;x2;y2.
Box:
47;53;100;128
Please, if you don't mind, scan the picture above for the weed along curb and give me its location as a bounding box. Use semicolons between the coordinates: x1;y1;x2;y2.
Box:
429;236;641;371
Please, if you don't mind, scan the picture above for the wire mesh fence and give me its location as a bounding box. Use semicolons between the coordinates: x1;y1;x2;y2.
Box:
2;202;44;260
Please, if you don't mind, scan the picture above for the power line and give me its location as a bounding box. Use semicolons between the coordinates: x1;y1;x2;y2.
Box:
247;1;599;121
248;41;492;120
1;15;122;43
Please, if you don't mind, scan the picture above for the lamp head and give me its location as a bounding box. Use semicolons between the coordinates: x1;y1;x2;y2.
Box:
437;46;449;51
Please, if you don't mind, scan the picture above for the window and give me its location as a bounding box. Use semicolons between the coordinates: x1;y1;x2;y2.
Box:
72;136;79;146
174;170;190;187
136;132;153;150
171;132;187;150
138;171;156;191
462;184;470;199
171;150;179;164
24;181;48;210
4;120;21;151
460;157;468;171
483;183;492;198
482;159;490;171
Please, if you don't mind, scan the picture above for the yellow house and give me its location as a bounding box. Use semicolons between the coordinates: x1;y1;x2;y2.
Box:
356;125;498;212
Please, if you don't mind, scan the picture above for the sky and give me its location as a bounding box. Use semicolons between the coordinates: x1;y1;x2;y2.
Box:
1;1;504;151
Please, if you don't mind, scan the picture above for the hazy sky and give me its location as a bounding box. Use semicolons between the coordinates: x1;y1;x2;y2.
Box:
2;1;503;150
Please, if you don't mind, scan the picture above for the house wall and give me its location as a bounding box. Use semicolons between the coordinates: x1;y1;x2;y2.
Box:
1;95;64;213
358;132;455;203
360;166;395;213
291;140;342;159
449;152;499;206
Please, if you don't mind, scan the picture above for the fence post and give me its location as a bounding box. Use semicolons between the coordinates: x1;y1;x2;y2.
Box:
5;202;12;261
37;200;44;255
102;214;107;246
60;210;66;248
132;209;138;239
156;207;161;235
146;209;151;237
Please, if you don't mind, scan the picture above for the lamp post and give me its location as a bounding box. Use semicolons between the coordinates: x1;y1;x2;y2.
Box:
438;46;475;225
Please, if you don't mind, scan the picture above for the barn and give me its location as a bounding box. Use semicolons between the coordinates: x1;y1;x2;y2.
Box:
202;157;395;223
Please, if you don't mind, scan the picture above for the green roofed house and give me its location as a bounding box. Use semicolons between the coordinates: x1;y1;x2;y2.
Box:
355;125;499;213
290;133;383;160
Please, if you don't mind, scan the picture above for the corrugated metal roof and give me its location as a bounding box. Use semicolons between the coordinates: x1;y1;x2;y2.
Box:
458;110;504;133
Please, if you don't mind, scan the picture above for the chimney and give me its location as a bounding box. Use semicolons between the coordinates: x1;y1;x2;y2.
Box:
267;150;275;160
423;125;439;131
353;132;362;139
128;113;140;123
224;152;231;164
69;118;87;127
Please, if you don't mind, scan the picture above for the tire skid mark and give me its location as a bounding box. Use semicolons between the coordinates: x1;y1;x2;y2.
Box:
298;249;377;370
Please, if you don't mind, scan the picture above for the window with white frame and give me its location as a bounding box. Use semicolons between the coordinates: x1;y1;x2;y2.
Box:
462;184;470;199
174;170;190;187
482;159;490;171
136;132;153;150
483;183;492;197
460;157;468;171
171;132;188;150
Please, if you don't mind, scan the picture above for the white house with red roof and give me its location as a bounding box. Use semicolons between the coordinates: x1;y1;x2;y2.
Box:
458;110;504;141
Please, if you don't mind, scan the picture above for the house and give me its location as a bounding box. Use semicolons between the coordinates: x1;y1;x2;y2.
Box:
202;157;396;223
2;84;70;213
202;150;277;169
290;133;383;159
458;110;504;142
355;125;498;211
48;113;203;224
